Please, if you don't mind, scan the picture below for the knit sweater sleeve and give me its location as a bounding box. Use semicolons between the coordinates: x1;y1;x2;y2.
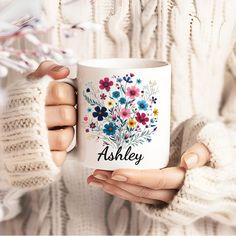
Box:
134;66;236;227
0;76;60;221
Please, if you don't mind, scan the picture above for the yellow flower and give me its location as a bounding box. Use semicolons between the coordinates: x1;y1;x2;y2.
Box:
106;99;116;108
127;118;137;128
153;108;159;117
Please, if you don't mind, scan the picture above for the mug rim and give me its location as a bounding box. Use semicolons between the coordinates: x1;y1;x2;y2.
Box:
78;58;170;70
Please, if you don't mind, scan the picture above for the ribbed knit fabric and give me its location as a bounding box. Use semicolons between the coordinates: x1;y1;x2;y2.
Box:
0;76;59;190
0;0;236;235
135;116;236;226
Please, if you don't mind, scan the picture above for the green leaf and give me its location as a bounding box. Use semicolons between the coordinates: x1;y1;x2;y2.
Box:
125;129;153;148
83;91;102;107
121;85;125;94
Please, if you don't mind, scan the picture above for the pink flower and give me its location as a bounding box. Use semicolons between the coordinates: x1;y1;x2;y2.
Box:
112;114;117;120
120;108;131;119
84;116;88;121
99;77;113;91
126;86;140;99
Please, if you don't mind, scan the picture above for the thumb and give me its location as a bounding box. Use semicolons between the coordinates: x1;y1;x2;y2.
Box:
179;143;211;170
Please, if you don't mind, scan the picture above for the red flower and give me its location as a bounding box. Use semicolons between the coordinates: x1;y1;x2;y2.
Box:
100;93;107;100
135;112;149;125
99;77;113;91
90;122;96;129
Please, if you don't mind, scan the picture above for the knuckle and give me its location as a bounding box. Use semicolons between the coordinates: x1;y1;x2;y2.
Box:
59;106;73;124
38;61;47;69
56;132;68;150
37;61;55;73
52;83;66;102
39;60;54;68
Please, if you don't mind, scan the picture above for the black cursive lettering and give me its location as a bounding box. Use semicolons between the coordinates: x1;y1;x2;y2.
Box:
97;146;144;165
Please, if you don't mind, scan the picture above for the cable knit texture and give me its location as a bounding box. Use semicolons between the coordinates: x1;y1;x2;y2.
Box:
0;0;236;235
0;76;59;189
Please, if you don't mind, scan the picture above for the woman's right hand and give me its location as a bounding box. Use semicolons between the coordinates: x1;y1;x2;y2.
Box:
28;61;77;167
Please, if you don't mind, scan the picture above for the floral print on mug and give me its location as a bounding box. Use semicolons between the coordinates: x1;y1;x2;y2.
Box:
83;73;159;149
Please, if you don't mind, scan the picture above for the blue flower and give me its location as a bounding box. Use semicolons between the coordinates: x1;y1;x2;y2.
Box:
137;100;148;111
123;74;133;83
88;107;92;112
112;91;120;98
92;106;108;121
137;79;142;84
103;122;117;135
150;118;155;123
119;97;126;104
117;77;122;83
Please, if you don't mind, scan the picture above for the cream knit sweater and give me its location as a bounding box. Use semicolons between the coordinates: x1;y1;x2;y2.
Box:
1;0;236;235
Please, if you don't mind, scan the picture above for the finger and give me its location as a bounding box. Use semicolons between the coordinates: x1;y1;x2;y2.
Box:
46;105;76;128
87;176;157;205
92;169;113;180
91;175;176;203
48;127;74;151
109;167;185;190
27;60;70;80
46;82;76;106
179;143;211;169
51;151;67;167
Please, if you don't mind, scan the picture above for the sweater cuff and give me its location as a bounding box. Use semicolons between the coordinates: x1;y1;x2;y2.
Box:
0;76;60;190
180;115;234;168
135;165;236;226
135;115;235;226
0;187;27;221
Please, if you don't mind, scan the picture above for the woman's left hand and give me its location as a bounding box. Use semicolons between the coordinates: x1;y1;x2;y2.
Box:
87;143;211;204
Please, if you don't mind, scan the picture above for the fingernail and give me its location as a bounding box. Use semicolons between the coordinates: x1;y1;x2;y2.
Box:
94;174;107;181
51;65;65;72
184;153;199;169
111;175;127;182
89;182;103;188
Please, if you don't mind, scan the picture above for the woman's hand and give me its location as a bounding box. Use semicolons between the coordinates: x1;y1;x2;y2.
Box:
28;61;76;167
87;143;211;204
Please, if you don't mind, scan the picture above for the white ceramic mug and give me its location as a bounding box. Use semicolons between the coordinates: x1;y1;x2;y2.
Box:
77;58;171;170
